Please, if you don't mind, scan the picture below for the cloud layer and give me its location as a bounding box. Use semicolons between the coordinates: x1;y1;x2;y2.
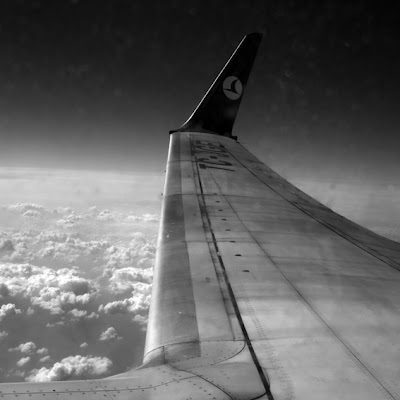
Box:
0;202;158;382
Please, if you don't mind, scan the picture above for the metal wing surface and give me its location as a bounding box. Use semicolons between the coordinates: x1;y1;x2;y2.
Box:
144;130;400;400
1;32;400;400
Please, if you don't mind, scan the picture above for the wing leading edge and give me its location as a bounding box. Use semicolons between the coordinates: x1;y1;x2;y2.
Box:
2;33;400;400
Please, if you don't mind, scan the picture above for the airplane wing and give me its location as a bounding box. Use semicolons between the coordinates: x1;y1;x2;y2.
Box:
2;33;400;400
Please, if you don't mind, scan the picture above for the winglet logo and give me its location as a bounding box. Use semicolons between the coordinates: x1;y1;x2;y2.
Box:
223;76;243;100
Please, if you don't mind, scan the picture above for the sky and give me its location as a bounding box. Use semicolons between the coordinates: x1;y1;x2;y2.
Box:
1;1;399;177
1;0;400;382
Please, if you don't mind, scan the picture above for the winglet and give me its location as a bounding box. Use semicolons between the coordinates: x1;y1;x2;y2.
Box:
171;32;262;139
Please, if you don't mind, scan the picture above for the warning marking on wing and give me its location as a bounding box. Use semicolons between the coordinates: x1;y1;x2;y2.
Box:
194;140;235;171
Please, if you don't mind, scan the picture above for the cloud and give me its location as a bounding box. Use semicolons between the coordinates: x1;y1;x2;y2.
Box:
0;201;158;382
104;236;156;271
133;314;148;326
0;263;98;315
98;283;151;316
8;203;46;217
107;267;153;294
17;357;31;367
9;342;37;355
37;348;49;356
26;355;113;382
99;327;121;342
56;213;83;227
141;214;160;222
23;210;43;219
96;210;115;222
125;213;160;223
68;309;99;322
0;303;21;321
0;331;8;341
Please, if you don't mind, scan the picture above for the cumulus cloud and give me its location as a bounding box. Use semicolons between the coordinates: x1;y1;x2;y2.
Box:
17;357;31;367
23;210;43;219
37;348;49;356
67;309;99;322
0;201;158;382
125;214;159;223
56;213;83;227
133;314;148;327
96;210;114;222
9;342;37;355
98;284;151;316
26;355;113;382
0;303;21;321
104;235;156;271
0;263;98;315
99;327;121;342
8;203;46;217
106;267;153;294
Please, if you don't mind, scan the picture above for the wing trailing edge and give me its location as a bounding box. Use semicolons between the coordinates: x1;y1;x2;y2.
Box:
170;32;262;138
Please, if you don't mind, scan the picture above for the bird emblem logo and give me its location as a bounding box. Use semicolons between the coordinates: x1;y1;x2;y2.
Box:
222;76;243;100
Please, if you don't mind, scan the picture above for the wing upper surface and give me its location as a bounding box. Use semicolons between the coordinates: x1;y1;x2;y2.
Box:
144;131;400;400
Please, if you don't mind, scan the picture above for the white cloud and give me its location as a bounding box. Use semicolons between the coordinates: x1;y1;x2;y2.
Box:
56;213;83;227
68;309;87;320
8;203;45;216
98;284;151;316
0;263;98;315
96;210;115;221
67;309;99;322
37;347;49;356
99;327;121;342
0;303;21;321
133;314;148;326
0;200;159;382
9;342;37;355
107;267;153;294
23;210;43;219
26;355;113;382
125;214;160;223
0;331;8;341
31;287;93;315
104;236;156;270
17;357;31;367
141;213;160;222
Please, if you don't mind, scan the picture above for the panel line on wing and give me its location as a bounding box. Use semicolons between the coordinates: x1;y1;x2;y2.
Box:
226;142;400;273
190;135;274;400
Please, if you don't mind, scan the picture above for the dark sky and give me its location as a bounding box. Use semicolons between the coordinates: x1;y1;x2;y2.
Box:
1;1;400;183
